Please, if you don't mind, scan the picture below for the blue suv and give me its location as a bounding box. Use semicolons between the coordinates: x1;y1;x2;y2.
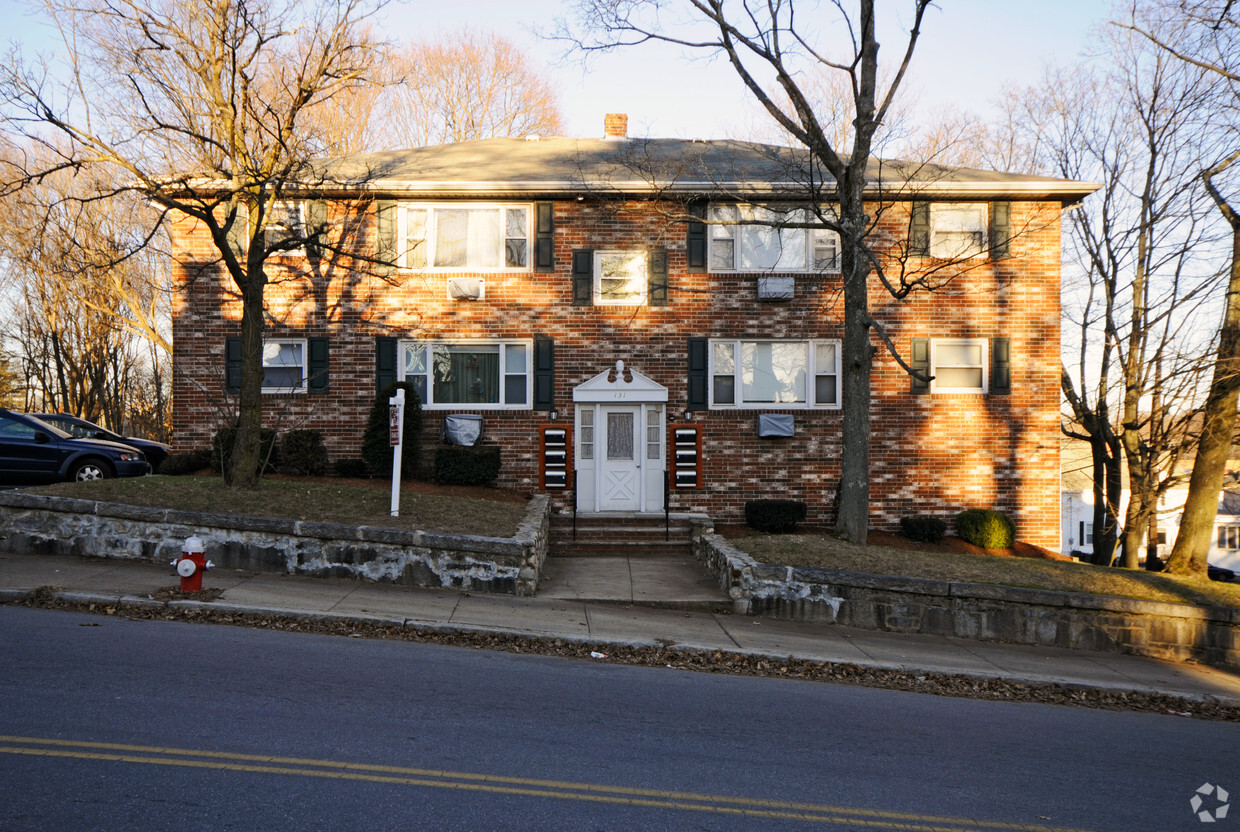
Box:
0;409;150;484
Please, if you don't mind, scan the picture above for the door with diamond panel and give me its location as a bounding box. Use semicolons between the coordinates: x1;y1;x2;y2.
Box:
597;405;641;511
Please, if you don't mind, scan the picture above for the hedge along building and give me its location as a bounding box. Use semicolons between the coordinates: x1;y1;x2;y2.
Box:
169;114;1098;550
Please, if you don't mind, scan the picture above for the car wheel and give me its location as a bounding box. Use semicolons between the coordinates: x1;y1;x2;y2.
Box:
70;459;112;482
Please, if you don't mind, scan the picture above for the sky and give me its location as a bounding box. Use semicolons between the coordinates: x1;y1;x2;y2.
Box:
5;0;1111;140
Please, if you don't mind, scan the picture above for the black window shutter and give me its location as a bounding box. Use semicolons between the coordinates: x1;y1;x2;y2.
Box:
991;336;1011;395
376;200;397;267
225;336;242;394
375;336;397;395
687;337;708;410
534;202;555;273
909;202;930;257
649;246;669;306
686;202;707;273
306;200;327;258
910;337;930;395
308;337;330;394
572;249;593;306
990;201;1011;259
534;336;555;410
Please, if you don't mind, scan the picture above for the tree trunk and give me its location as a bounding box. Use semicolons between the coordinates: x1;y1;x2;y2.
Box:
1165;226;1240;575
228;261;268;489
836;247;872;543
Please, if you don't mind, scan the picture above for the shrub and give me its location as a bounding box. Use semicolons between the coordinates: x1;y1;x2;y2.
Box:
362;382;422;479
955;508;1016;549
900;514;947;543
434;444;501;486
333;458;370;479
280;429;328;476
744;499;808;534
211;427;278;480
160;449;212;476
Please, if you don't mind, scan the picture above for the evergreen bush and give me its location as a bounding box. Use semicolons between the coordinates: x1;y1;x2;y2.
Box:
280;429;328;476
362;383;422;479
955;508;1016;549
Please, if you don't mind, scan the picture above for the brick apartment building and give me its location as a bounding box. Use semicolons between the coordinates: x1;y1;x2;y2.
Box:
170;115;1097;549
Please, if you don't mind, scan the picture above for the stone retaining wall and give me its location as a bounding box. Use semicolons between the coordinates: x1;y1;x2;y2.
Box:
0;492;550;596
694;531;1240;668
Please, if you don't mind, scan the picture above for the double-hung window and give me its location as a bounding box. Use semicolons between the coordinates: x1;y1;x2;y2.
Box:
262;339;307;393
595;250;648;305
264;200;305;252
930;204;987;259
398;204;530;270
930;338;988;394
709;204;841;273
401;340;532;409
709;339;840;408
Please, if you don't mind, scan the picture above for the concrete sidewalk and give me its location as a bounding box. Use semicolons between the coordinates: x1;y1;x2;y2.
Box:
3;550;1240;708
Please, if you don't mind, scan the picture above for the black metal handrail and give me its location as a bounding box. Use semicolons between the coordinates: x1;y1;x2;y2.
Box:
665;469;671;541
571;470;578;542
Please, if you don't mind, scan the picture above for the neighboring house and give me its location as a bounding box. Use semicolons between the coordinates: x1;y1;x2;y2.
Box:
1060;437;1240;570
170;114;1098;550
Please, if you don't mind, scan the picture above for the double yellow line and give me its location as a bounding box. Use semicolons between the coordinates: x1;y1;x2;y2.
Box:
0;735;1093;831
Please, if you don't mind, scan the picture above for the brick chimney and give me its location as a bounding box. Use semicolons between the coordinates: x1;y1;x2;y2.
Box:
603;113;628;139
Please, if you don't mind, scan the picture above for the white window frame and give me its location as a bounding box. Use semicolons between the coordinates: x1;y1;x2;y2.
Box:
930;338;989;394
594;249;648;306
708;338;841;409
708;204;841;274
261;338;308;394
396;203;532;272
930;203;988;259
399;339;533;410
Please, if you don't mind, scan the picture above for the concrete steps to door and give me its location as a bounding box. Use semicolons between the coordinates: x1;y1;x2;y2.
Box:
549;513;693;559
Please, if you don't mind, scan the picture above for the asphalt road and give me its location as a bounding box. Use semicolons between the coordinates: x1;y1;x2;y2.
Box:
0;606;1235;831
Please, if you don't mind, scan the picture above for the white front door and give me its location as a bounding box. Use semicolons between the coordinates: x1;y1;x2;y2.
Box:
598;405;641;511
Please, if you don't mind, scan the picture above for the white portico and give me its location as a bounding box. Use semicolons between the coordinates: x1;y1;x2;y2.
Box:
573;361;667;513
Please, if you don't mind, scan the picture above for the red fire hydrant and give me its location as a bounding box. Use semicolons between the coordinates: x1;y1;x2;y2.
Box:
172;536;212;593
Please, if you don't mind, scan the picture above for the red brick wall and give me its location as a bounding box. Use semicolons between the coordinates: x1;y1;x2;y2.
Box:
170;198;1063;548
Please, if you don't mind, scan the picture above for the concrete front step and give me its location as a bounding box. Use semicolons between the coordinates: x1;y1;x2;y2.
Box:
548;540;693;558
549;513;695;559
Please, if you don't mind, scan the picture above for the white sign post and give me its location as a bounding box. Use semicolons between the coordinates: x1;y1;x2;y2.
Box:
388;388;405;517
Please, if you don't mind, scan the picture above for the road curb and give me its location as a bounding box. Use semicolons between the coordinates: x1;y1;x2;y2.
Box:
6;588;1240;713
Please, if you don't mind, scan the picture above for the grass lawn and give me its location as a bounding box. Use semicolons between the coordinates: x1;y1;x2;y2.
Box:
29;473;530;538
732;529;1240;609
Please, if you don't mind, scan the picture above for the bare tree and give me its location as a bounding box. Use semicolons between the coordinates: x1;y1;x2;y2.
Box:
1020;28;1223;570
565;1;950;544
0;0;387;487
384;29;564;147
304;27;565;153
1124;0;1240;576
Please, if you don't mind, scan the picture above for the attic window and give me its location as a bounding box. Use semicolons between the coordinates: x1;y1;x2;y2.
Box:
930;204;987;259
